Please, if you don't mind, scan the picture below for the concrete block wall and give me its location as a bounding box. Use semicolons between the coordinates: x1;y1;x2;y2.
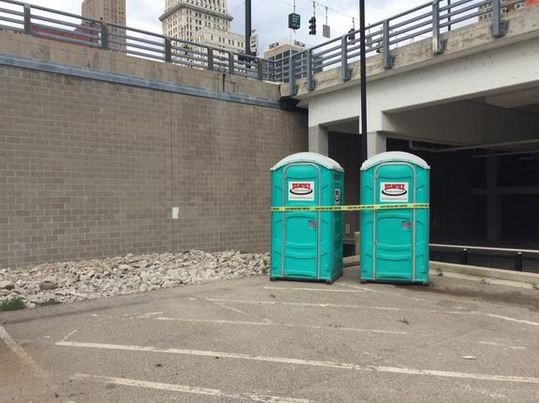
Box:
0;34;307;268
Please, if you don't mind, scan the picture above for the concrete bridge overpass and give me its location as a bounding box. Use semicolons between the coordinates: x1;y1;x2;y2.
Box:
282;4;539;248
284;3;539;156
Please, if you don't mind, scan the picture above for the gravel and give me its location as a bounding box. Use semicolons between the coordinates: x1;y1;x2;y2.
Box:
0;251;270;308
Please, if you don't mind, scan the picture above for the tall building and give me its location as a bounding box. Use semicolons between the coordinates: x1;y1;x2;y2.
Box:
160;0;245;53
250;29;259;56
264;39;308;82
478;0;536;21
81;0;126;50
82;0;126;25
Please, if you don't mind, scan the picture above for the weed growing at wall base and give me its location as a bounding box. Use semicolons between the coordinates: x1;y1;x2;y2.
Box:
0;297;26;311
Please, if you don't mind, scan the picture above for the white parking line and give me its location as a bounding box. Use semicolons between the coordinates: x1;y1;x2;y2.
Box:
155;316;408;335
72;373;310;402
478;341;526;351
339;283;434;303
0;324;46;378
62;329;79;342
263;286;367;293
205;298;400;311
134;312;163;319
483;313;539;328
57;341;539;385
447;311;539;327
205;298;539;327
211;301;251;317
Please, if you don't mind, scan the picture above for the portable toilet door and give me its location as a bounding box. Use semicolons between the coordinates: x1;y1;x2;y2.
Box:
360;152;430;284
271;152;344;283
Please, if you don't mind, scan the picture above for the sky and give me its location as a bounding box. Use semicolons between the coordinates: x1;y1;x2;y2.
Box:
24;0;429;54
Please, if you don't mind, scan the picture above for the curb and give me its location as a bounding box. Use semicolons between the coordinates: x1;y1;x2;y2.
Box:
430;261;539;286
343;256;539;286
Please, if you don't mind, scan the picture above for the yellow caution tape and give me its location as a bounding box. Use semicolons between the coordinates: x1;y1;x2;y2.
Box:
271;203;430;212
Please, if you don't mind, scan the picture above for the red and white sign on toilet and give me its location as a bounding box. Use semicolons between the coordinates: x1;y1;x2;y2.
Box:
288;182;315;201
380;182;409;203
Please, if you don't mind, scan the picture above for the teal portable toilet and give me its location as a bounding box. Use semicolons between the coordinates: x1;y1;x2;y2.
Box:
360;152;430;284
271;152;344;283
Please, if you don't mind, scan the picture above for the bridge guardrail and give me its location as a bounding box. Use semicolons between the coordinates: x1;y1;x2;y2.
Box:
431;243;539;272
0;0;276;82
287;0;528;94
0;0;530;85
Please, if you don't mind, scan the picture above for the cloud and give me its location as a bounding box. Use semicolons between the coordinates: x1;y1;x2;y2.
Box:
23;0;431;53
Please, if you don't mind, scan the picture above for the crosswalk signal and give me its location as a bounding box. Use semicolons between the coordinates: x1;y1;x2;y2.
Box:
309;16;317;35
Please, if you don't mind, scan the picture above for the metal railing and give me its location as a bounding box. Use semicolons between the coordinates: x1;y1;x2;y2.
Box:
0;0;276;81
431;243;539;273
0;0;531;85
288;0;528;93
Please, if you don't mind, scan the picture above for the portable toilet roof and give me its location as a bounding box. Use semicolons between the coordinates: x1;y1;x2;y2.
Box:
361;151;430;171
272;152;344;172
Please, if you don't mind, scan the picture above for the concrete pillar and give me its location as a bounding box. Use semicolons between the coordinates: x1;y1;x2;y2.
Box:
308;125;329;155
486;158;501;243
367;131;387;158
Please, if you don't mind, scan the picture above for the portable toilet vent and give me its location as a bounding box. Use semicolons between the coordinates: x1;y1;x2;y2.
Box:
360;152;430;284
271;152;344;284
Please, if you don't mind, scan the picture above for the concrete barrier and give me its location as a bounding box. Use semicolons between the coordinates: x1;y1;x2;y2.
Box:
343;256;539;286
430;261;539;286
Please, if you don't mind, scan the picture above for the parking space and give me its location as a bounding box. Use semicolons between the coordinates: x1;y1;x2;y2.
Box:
2;267;539;402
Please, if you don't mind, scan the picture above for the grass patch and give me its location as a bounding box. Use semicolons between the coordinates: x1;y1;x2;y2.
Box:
533;283;539;291
435;268;444;277
37;298;61;307
0;297;26;311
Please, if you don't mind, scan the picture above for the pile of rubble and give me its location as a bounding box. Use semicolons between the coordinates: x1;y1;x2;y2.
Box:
0;251;270;308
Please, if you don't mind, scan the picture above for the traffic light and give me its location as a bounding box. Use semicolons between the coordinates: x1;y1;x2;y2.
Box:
309;16;316;35
347;28;356;42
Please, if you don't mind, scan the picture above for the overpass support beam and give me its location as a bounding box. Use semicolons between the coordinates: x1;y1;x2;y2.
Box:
491;0;507;38
367;132;386;158
486;158;502;243
308;125;329;155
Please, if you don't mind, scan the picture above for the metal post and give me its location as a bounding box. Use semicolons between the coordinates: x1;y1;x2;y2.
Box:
101;23;109;50
207;48;214;71
514;252;523;271
460;248;468;265
306;49;315;91
447;0;452;31
257;59;264;81
432;1;444;55
228;52;234;74
359;0;368;164
382;19;394;69
165;38;172;63
245;0;252;55
23;4;31;35
491;0;506;38
341;35;351;81
288;53;298;96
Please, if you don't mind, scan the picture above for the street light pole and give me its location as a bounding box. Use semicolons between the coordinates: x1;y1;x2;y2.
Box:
245;0;252;55
359;0;368;164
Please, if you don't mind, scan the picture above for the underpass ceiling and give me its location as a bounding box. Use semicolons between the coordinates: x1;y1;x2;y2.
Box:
485;87;539;116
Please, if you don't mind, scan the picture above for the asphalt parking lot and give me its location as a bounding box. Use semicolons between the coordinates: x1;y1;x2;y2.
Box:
2;267;539;403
